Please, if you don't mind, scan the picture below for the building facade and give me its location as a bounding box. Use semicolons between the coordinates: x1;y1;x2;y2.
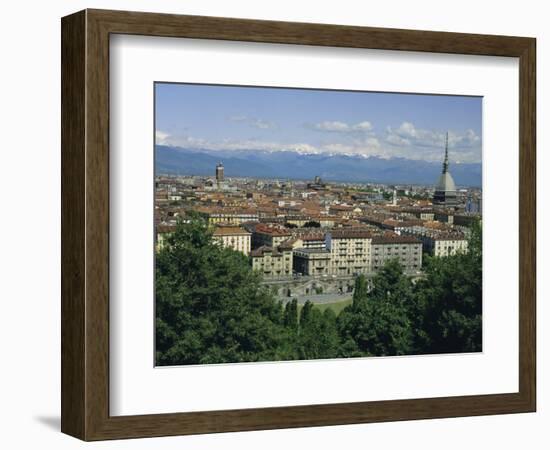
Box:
371;235;423;273
402;227;468;257
293;248;331;277
429;236;469;257
326;229;372;276
252;224;292;249
155;224;176;252
250;245;293;279
299;234;326;249
206;210;259;225
215;162;224;183
212;225;252;256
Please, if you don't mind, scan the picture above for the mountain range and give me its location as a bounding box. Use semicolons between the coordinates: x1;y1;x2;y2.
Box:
155;145;482;187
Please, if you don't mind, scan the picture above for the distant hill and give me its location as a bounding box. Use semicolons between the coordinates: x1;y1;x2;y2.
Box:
155;145;482;187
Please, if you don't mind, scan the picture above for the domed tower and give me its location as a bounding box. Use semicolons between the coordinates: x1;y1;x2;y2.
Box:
433;132;458;206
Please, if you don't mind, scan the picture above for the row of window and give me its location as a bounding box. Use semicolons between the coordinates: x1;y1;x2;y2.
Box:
374;245;420;251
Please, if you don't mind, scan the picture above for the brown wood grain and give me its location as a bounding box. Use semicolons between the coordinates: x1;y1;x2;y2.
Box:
61;8;536;441
518;37;536;409
61;10;86;438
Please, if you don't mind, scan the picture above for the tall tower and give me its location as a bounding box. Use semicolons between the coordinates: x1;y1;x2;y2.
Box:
215;162;224;184
433;132;458;206
442;132;450;173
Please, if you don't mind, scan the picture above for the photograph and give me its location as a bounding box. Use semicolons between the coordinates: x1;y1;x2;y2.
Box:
154;83;483;366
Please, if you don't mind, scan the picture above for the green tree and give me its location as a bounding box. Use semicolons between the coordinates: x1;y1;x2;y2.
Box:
351;274;369;309
299;300;314;325
283;299;299;329
415;221;482;353
338;260;414;356
297;304;340;359
155;214;288;365
303;220;321;228
156;214;482;365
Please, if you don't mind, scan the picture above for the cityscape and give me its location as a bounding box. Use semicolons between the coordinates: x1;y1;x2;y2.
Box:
156;142;480;299
154;83;482;366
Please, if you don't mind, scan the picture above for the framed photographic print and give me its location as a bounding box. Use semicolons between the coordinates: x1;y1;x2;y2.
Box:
61;9;536;441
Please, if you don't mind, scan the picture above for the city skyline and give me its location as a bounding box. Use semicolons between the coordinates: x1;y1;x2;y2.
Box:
155;82;483;367
155;82;482;165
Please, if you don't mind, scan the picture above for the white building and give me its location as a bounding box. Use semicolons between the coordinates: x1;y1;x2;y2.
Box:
250;244;293;279
213;226;252;255
401;226;468;257
430;236;469;257
326;229;372;276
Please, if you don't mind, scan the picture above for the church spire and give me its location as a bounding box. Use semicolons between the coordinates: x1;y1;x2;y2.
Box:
442;131;449;174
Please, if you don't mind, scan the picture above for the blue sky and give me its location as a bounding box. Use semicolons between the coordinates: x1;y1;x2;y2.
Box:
155;83;482;164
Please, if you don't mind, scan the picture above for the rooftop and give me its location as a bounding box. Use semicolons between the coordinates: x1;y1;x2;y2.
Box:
330;229;373;239
254;223;292;236
293;248;331;254
435;171;457;193
250;245;291;257
213;226;251;236
301;234;325;241
156;224;176;234
372;235;422;245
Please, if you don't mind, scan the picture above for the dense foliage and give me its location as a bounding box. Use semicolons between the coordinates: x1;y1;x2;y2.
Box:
303;220;321;228
156;216;482;365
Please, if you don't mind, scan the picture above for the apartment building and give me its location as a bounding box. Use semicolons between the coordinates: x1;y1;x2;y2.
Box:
252;224;292;249
293;248;331;276
326;229;372;276
402;226;468;257
212;225;252;256
250;244;293;279
371;235;423;273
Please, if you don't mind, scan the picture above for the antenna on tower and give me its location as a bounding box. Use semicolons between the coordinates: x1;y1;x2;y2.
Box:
442;131;449;173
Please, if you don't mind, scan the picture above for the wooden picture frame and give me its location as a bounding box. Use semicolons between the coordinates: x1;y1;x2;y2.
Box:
61;9;536;441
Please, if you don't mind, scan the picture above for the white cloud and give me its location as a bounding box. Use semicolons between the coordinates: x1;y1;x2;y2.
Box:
386;122;480;149
384;122;481;162
385;132;410;147
395;121;417;138
156;131;210;148
157;121;481;163
251;119;276;129
155;130;170;145
452;128;481;149
314;121;350;131
228;115;247;123
312;120;373;133
353;121;373;131
157;131;320;155
364;137;381;148
228;115;276;129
